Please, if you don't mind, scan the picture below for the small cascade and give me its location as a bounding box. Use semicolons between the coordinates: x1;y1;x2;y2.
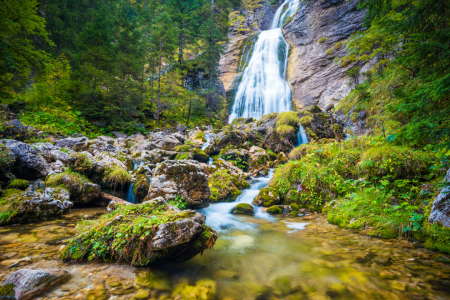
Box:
200;170;275;231
126;160;144;204
202;133;214;165
294;124;309;147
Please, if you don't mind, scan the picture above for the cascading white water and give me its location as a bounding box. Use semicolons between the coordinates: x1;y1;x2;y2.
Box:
228;0;301;122
200;170;276;231
294;124;309;147
202;133;214;165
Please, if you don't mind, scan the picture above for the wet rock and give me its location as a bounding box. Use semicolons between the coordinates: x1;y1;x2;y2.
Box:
134;289;150;299
86;284;106;300
374;254;392;266
429;168;450;228
355;251;376;263
3;139;49;179
231;203;254;215
1;268;69;300
0;187;73;225
300;106;345;141
213;158;244;176
8;257;32;269
61;200;217;265
172;279;216;300
248;146;270;172
147;160;210;208
152;135;183;151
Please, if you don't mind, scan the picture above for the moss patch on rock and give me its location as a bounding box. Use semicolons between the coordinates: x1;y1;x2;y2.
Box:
60;201;217;265
208;168;244;202
231;203;254;215
7;179;29;190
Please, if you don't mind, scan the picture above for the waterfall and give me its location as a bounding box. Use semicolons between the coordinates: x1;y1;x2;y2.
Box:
126;160;144;204
228;0;300;122
294;124;309;147
202;133;214;165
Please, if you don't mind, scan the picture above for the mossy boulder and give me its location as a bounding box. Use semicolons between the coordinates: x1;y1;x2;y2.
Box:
147;160;210;208
175;152;195;160
253;186;281;207
299;106;344;141
47;170;101;204
174;145;209;163
220;148;249;171
6;179;29;190
0;187;73;225
231;203;254;215
267;205;283;214
208;168;249;202
60;200;217;265
67;152;93;174
248;146;270;172
133;175;149;203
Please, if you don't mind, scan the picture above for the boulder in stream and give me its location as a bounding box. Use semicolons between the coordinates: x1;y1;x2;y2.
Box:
147;160;210;208
61;199;217;265
231;203;254;215
0;269;70;300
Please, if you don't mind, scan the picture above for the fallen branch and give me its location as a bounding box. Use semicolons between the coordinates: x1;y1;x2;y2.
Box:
245;165;267;178
100;192;132;206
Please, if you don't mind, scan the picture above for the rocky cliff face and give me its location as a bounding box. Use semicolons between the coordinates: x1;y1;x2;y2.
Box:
219;0;280;91
283;0;367;110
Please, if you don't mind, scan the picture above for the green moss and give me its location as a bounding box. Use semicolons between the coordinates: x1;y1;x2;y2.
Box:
7;179;29;190
68;152;93;174
104;167;131;190
333;42;343;50
0;189;26;224
290;203;299;211
340;55;356;67
275;124;295;136
194;131;206;142
0;144;14;169
0;283;15;298
317;37;329;43
267;205;282;214
133;175;150;202
232;203;254;215
47;169;92;191
61;202;217;265
326;49;334;56
208;169;246;202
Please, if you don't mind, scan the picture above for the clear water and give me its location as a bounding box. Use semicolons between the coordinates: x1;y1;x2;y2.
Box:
229;0;301;122
126;160;144;204
1;209;449;300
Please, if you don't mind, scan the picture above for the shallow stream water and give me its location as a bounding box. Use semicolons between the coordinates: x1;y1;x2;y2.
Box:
0;206;449;300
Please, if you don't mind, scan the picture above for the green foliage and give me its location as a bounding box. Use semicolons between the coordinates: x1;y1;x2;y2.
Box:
208;168;245;202
275;111;299;136
326;49;334;56
0;144;14;169
68;153;93;174
0;189;25;225
167;195;187;210
341;0;450;147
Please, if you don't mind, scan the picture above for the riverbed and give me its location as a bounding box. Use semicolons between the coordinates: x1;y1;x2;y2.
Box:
0;207;449;300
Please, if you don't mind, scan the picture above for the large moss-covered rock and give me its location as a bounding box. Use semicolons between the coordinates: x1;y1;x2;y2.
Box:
175;144;210;163
429;168;450;228
231;203;254;215
46;170;101;204
133;175;149;203
299;106;344;141
60;200;217;266
208;169;246;203
248;146;270;172
253;186;281;207
0;187;73;225
220;148;249;171
147;160;210;208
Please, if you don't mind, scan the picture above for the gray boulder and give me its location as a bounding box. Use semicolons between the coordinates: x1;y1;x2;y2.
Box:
147;160;210;208
3;140;49;179
4;119;36;140
153;135;182;151
429;168;450;228
1;269;70;300
55;136;89;150
0;188;73;225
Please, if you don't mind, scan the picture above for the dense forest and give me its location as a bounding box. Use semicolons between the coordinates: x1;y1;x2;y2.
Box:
1;0;241;136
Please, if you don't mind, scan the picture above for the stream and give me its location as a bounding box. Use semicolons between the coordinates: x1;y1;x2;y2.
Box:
0;208;449;299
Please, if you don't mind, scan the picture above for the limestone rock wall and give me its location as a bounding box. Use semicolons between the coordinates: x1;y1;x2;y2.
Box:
284;0;367;110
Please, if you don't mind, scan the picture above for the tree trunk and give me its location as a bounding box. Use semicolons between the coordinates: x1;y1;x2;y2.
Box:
157;41;162;121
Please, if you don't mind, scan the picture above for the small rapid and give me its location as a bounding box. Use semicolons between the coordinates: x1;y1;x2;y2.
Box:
200;170;275;231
